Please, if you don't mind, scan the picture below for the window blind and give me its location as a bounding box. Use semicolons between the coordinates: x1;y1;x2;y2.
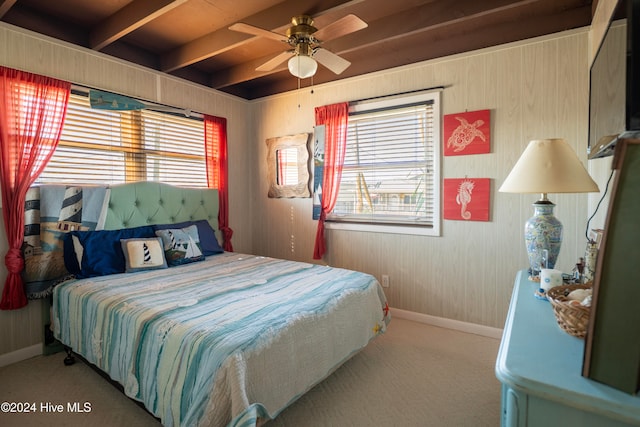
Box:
331;99;437;226
37;93;207;187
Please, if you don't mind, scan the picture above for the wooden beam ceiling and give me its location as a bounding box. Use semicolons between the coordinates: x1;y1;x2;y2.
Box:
90;0;189;50
210;0;593;91
0;0;17;19
0;0;594;99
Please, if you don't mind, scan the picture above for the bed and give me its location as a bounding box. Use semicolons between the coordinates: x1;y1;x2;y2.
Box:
43;182;390;427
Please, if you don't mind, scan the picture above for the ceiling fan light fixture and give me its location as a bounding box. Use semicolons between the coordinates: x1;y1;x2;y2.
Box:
288;54;317;79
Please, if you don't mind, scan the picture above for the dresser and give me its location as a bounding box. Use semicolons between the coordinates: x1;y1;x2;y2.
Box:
495;270;640;426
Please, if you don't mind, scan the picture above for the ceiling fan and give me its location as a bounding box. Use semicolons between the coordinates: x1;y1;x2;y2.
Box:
229;14;367;79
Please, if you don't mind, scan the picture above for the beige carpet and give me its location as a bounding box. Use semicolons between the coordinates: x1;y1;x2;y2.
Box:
0;318;501;427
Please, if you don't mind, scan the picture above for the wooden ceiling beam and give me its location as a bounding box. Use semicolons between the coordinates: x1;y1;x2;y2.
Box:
0;0;16;19
160;0;365;72
210;53;292;89
90;0;189;51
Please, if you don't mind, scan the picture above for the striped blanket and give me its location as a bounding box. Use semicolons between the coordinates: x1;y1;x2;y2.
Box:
53;253;390;426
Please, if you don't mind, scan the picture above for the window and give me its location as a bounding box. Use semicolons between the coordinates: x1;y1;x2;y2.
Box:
37;91;207;187
327;90;441;236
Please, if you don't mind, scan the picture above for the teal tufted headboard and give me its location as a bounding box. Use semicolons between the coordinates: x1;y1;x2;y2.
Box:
103;182;219;232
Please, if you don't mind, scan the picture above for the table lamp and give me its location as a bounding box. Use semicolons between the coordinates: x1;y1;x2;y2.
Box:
499;138;599;277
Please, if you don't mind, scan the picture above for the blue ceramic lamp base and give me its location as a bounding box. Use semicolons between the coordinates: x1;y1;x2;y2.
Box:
524;199;562;277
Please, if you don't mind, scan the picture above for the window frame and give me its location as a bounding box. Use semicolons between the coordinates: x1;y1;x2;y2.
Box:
325;90;441;236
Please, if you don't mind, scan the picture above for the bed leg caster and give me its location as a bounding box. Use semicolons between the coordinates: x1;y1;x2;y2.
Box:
63;346;76;366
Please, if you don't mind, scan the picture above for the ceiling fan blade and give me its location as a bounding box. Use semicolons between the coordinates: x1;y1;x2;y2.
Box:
228;22;286;42
313;14;367;42
314;48;351;74
256;50;294;72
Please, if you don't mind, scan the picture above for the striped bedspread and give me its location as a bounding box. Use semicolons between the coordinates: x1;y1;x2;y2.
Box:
52;253;390;427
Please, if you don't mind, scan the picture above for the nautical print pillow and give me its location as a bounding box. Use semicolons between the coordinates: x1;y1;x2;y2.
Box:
154;225;205;266
153;219;223;256
120;237;168;273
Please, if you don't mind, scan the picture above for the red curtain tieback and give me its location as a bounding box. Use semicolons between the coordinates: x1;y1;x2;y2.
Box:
5;248;24;274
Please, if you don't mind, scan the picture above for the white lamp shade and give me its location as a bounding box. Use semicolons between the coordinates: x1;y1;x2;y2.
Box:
499;138;599;194
288;55;317;79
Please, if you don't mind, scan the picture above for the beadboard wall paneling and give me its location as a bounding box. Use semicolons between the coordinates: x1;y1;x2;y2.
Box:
251;28;596;329
0;23;252;357
588;156;615;231
0;210;45;358
590;0;620;64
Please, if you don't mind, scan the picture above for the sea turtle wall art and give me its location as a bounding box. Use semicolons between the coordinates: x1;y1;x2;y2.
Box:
443;109;491;156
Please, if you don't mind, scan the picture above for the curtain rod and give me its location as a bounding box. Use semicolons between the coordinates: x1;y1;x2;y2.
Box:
349;85;447;106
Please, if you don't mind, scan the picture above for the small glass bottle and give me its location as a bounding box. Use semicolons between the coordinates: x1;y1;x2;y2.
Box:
573;257;585;283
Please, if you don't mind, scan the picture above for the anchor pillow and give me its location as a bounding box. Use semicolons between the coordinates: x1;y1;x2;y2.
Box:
120;237;168;273
155;225;205;266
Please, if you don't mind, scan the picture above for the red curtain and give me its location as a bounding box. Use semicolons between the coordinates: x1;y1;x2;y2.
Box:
0;67;71;310
204;115;233;251
313;102;349;260
277;149;285;185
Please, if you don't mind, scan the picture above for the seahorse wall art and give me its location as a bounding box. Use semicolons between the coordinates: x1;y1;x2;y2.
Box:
443;178;491;222
456;179;475;219
443;109;491;156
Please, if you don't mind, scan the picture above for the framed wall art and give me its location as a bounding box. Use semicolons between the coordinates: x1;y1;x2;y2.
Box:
443;109;491;156
443;178;491;221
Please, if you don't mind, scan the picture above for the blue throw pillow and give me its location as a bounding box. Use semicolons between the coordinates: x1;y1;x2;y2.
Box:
63;225;156;278
63;233;82;275
153;219;223;256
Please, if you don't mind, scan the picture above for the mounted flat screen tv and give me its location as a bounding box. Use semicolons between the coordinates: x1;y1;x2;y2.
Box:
589;0;640;159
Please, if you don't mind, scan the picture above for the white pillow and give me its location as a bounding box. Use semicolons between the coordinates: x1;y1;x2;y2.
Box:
120;237;168;272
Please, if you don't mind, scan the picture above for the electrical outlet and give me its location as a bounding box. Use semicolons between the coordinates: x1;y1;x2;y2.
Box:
381;275;390;288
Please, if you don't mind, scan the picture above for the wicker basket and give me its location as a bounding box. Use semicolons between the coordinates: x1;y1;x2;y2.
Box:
546;284;592;338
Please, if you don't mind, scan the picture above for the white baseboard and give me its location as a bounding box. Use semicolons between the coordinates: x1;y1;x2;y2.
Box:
391;308;503;340
0;343;42;368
